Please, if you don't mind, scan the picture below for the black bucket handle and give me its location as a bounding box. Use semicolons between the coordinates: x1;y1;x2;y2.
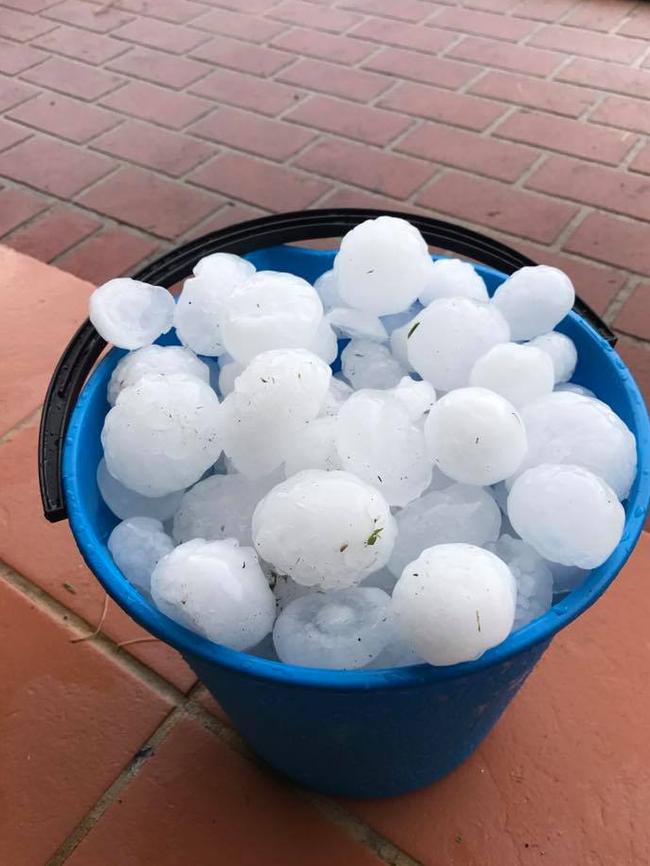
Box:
38;207;616;523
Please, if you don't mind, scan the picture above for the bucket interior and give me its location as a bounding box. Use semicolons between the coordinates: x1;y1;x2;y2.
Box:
61;246;650;689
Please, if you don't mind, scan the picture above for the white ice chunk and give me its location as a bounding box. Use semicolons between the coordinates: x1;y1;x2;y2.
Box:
108;516;174;595
108;344;210;406
491;266;575;341
326;307;388;342
528;332;577;384
469;342;554;409
97;457;184;522
284;416;341;476
391;376;436;421
341;338;406;390
90;278;174;350
313;268;341;309
486;534;553;630
418;258;488;305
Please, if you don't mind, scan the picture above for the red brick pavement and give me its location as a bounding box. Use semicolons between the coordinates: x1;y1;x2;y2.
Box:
0;0;649;405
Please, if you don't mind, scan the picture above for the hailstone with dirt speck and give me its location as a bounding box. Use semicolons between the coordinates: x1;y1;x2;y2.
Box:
108;345;210;406
336;389;432;506
419;258;489;305
390;377;436;421
101;373;223;496
97;457;184;522
469;342;554;409
508;391;636;500
341;338;406;390
334;216;434;315
252;469;397;589
388;483;501;577
273;587;393;669
491;266;575;341
90;278;175;350
508;464;625;568
108;516;174;595
407;297;510;391
425;387;527;486
486;534;553;630
221;271;323;364
528;332;577;384
151;538;275;651
391;543;517;666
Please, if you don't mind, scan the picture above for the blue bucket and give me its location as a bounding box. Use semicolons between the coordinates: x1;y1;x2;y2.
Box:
40;211;650;798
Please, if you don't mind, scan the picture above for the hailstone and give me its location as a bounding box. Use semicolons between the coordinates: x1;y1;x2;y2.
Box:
528;332;577;384
108;516;174;595
217;358;243;397
491;266;575;341
313;268;341;308
469;343;554;409
97;457;184;522
284;416;341;476
486;534;553;630
341;339;406;390
326;307;388;342
252;469;397;589
391;544;517;666
418;258;488;305
90;278;174;350
390;377;436;421
108;345;209;406
309;319;338;364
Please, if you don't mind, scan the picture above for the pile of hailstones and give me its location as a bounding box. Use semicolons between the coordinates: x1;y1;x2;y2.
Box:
91;216;636;670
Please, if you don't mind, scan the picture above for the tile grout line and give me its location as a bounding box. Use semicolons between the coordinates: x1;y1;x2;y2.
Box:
0;404;43;447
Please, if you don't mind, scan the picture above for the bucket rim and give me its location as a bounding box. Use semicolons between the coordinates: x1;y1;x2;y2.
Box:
62;250;650;691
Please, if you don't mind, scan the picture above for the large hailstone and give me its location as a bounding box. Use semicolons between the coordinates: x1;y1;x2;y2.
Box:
326;307;388;342
390;376;436;421
101;373;223;496
508;464;625;569
309;319;338;364
387;484;501;577
89;278;174;350
284;416;341;476
508;391;636;500
407;297;510;391
97;457;184;522
486;534;553;630
418;258;488;305
333;216;434;315
108;517;174;595
273;588;393;669
391;544;517;666
491;266;575;341
341;339;406;390
528;332;577;384
174;253;255;356
172;471;281;546
336;389;432;507
252;469;397;589
424;387;527;486
469;343;554;409
151;539;276;651
221;349;331;478
107;345;210;406
221;271;323;364
313;268;341;309
217;358;243;397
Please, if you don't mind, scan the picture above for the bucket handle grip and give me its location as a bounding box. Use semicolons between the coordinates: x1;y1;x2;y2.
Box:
38;208;616;522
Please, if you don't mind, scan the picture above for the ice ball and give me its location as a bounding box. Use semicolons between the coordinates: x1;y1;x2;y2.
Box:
491;266;575;341
391;544;516;666
97;457;184;522
309;319;338;364
341;338;406;390
469;342;554;409
273;587;393;669
217;358;243;397
192;251;255;283
418;258;488;305
151;538;276;651
320;376;353;417
252;469;397;589
284;416;341;476
390;376;436;421
407;297;510;391
508;464;625;569
424;387;527;486
486;534;553;630
107;344;210;406
89;278;174;350
528;332;577;384
108;516;174;595
313;268;341;309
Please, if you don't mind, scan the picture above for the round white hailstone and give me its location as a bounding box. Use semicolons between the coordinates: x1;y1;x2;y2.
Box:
508;391;636;500
469;343;554;409
508;464;625;569
387;483;501;577
252;469;397;589
101;373;223;497
107;345;210;406
491;266;575;341
221;349;331;478
172;472;280;546
314;269;341;309
192;251;255;284
391;376;436;421
528;332;577;384
97;458;184;522
548;562;589;594
320;376;353;417
309;319;338;364
418;258;489;305
341;338;406;390
391;544;517;666
284;416;341;476
424;388;527;486
217;359;243;397
221;271;323;364
326;307;388;342
555;382;594;397
90;278;174;350
273;587;393;669
108;517;174;595
271;574;312;611
334;216;434;316
151;538;276;651
336;389;432;507
486;534;553;630
389;321;412;369
407;297;510;391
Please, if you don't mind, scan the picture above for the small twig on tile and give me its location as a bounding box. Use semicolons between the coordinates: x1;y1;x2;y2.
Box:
117;637;160;649
70;593;109;643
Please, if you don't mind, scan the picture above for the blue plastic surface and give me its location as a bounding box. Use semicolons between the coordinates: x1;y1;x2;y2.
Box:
62;247;650;797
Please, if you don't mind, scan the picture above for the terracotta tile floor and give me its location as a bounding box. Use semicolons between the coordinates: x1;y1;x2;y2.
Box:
2;1;650;862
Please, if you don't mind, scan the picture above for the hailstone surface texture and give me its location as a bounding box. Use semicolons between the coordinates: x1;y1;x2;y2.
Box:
284;416;341;476
469;343;554;409
418;258;488;305
90;278;174;350
486;534;553;630
528;332;577;384
97;457;184;521
491;266;575;341
108;345;209;406
341;339;406;390
108;516;174;595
